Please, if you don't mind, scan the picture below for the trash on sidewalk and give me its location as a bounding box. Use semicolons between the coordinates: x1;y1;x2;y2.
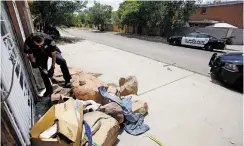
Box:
52;84;72;97
40;122;58;139
119;76;138;96
52;67;83;84
81;111;120;146
132;100;148;115
31;99;83;146
82;120;93;146
35;97;52;122
33;66;150;146
144;133;164;146
51;93;72;103
100;102;124;124
99;86;150;135
71;71;108;104
73;98;120;146
107;85;120;97
74;99;101;114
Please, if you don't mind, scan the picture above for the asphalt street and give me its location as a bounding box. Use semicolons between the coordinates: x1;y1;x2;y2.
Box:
64;28;221;76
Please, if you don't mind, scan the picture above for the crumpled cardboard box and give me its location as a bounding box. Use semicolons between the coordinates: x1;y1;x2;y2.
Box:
31;99;83;146
81;111;120;146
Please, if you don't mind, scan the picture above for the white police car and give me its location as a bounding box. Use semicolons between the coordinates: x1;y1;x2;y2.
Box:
168;32;226;51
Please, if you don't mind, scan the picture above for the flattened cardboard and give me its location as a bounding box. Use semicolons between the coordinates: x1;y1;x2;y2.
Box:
30;99;83;146
55;99;79;142
31;138;69;146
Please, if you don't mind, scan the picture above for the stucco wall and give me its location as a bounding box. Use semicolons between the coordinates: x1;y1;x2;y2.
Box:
190;3;243;28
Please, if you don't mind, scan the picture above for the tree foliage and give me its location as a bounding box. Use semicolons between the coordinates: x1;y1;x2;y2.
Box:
88;2;112;30
29;1;88;26
117;1;141;26
29;1;197;35
117;1;198;36
111;11;120;25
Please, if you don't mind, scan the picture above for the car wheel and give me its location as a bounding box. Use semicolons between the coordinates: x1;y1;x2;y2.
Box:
172;40;177;46
204;44;213;51
234;76;243;91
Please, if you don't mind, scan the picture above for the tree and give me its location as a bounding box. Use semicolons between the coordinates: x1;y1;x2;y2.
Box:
88;2;112;31
111;11;120;25
117;1;141;26
29;1;88;31
117;1;198;36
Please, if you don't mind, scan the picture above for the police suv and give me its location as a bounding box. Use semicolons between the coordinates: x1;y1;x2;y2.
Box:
168;32;226;51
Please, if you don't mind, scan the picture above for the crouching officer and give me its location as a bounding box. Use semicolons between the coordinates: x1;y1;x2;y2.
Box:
24;32;71;97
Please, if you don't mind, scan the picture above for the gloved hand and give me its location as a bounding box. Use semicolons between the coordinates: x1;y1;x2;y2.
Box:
48;66;55;77
31;62;38;68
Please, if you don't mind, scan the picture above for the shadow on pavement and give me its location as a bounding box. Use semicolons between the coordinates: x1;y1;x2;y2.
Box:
178;45;226;53
113;139;121;146
91;30;107;33
116;33;168;44
210;77;243;94
224;48;242;52
55;36;84;45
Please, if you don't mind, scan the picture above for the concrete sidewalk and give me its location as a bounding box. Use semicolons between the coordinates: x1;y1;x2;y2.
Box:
226;45;243;52
59;40;242;146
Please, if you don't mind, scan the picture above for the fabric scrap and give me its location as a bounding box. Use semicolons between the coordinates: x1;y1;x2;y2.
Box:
83;120;92;146
98;86;149;135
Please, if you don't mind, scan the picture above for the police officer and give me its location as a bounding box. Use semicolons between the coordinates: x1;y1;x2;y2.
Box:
24;32;71;97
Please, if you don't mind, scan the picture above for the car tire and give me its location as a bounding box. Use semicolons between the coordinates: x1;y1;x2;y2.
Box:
172;40;178;46
204;44;213;51
234;76;243;91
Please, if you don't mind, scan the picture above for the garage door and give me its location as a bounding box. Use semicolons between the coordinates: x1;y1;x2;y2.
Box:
1;2;34;145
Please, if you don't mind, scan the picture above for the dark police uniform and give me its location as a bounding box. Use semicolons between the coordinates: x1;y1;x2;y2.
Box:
24;33;71;93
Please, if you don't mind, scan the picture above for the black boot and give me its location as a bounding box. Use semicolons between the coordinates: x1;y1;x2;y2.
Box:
65;80;71;88
43;91;53;97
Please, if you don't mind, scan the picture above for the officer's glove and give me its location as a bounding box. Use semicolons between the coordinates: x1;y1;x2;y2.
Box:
48;66;55;77
31;62;38;68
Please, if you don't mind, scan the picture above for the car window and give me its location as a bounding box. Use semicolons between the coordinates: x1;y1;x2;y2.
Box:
186;33;198;37
196;34;209;38
208;35;217;39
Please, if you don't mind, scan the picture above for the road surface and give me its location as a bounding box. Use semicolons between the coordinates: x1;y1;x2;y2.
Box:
63;28;221;76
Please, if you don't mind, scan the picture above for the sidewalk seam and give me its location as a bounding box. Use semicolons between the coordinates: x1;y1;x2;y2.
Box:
138;73;195;96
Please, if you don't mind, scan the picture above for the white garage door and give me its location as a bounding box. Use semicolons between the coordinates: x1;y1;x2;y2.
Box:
1;2;34;145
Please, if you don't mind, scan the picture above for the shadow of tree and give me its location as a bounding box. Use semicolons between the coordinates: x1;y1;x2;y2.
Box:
116;33;168;44
54;36;84;45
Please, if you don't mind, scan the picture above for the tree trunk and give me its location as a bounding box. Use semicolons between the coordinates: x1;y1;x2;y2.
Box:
137;26;142;35
101;23;104;31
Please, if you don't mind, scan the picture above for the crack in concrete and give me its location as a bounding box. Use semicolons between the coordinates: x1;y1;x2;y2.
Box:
163;63;176;67
138;73;195;96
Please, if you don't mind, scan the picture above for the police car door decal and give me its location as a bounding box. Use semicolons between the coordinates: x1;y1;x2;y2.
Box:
199;37;209;47
183;34;197;46
184;35;209;47
181;36;186;45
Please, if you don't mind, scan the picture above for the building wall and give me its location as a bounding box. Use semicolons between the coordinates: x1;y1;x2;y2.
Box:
1;1;36;145
1;107;21;146
190;3;243;28
232;28;243;44
16;1;34;37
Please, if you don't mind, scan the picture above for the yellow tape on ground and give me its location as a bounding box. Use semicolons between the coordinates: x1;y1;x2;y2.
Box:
144;133;164;146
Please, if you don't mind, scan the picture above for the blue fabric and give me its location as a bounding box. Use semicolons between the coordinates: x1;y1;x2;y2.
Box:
83;120;92;146
98;86;150;135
